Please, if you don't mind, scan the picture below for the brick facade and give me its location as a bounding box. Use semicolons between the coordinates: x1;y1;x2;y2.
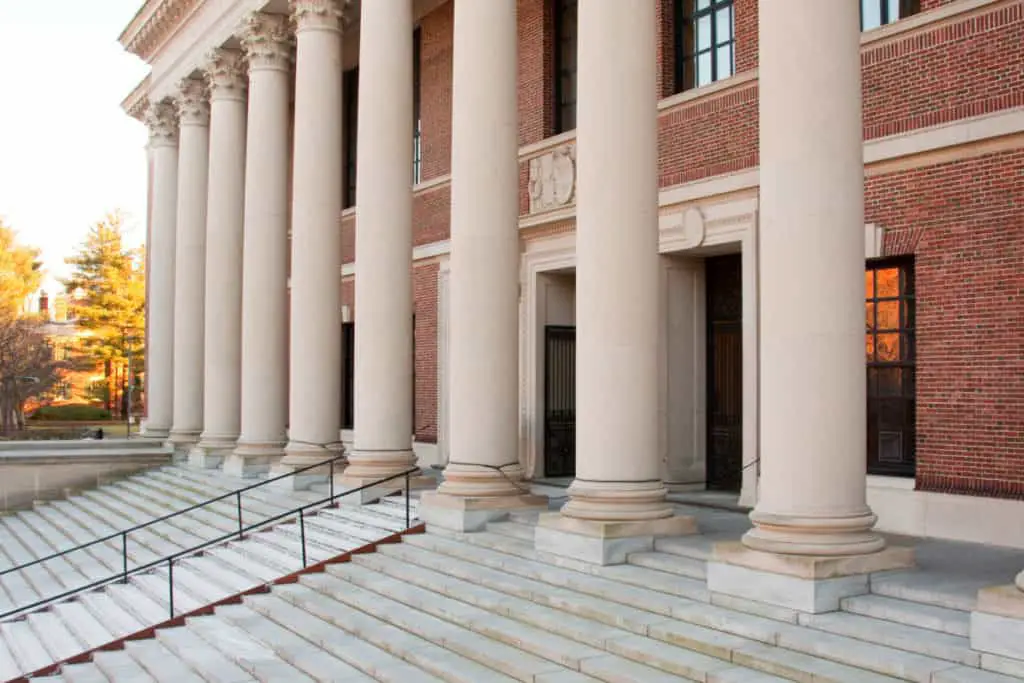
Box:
342;0;1023;496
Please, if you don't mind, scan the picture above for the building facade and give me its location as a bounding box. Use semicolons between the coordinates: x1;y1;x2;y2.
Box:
120;0;1023;553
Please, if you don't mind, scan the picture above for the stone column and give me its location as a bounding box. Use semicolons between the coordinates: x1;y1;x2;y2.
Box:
223;13;293;477
140;102;179;440
191;49;248;468
535;0;695;565
337;0;429;500
705;1;912;614
167;78;210;454
276;0;347;486
418;0;546;531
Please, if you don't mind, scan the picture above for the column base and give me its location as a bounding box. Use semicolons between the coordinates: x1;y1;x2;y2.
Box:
269;441;346;491
140;424;170;440
419;490;548;533
971;585;1024;663
223;440;285;478
334;473;437;506
188;434;238;469
167;429;201;458
707;542;915;614
535;513;698;566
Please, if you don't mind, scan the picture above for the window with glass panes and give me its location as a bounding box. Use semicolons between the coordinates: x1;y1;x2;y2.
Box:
412;27;422;185
674;0;734;93
343;67;358;209
553;0;577;134
865;258;917;477
860;0;920;31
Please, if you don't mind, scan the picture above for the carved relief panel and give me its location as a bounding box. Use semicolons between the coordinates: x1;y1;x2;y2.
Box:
528;144;576;214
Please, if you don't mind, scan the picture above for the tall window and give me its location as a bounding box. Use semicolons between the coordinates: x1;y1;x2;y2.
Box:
553;0;578;134
343;68;359;209
861;0;920;30
342;322;354;429
865;259;916;477
412;27;422;185
674;0;734;93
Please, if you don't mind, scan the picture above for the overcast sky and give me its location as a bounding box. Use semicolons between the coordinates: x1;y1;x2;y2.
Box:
0;0;150;298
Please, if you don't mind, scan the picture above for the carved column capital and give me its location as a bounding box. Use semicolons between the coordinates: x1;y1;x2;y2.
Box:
176;77;210;126
144;100;179;147
290;0;352;32
241;12;294;71
204;48;247;101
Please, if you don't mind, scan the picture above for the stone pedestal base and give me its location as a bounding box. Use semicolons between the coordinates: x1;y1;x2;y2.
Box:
335;473;436;506
140;423;170;440
707;542;914;614
223;441;284;478
269;443;345;491
971;585;1024;663
167;429;201;458
419;490;548;532
188;435;237;469
535;513;698;566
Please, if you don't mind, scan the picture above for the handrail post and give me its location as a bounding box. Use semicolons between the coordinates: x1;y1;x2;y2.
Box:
405;471;411;529
329;459;335;502
236;491;243;541
299;508;307;568
121;532;128;584
167;558;174;619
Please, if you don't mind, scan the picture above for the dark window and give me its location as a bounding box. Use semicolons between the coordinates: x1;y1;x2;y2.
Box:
865;258;916;477
860;0;920;30
553;0;578;134
342;321;354;429
343;68;358;209
674;0;734;93
412;27;422;185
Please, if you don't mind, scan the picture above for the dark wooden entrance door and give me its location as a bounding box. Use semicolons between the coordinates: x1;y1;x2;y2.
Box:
544;325;576;478
705;254;743;491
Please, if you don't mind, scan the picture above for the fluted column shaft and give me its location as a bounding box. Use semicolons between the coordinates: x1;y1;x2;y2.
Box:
192;49;248;465
742;0;882;556
340;0;416;486
168;79;210;452
561;0;671;522
437;0;522;495
280;0;346;476
225;13;293;477
141;103;179;440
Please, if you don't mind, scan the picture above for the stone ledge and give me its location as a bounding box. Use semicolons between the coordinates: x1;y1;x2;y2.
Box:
976;585;1024;620
535;513;698;565
712;542;915;580
419;491;548;533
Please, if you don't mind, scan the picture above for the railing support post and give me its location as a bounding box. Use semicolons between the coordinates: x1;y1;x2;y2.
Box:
405;471;411;529
330;460;335;502
299;508;308;568
236;491;244;540
121;532;128;584
168;558;174;619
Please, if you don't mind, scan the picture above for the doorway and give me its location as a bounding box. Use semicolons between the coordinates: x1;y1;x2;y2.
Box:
543;325;576;478
705;254;743;491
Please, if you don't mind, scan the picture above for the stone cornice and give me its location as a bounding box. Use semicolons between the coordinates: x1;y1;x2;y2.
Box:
119;0;203;63
121;75;152;121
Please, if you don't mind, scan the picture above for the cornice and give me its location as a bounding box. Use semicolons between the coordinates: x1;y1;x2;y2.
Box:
119;0;203;63
121;75;152;121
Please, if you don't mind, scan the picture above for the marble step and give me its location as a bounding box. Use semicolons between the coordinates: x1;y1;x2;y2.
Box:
486;520;536;542
60;661;114;683
122;639;208;683
626;551;707;581
841;593;971;637
26;610;86;664
183;615;319;682
1;619;54;674
156;623;271;682
92;648;158;682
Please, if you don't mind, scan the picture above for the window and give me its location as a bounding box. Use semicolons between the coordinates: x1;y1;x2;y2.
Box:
343;68;359;209
865;259;916;477
342;322;354;429
553;0;578;134
674;0;734;93
412;27;422;185
860;0;920;31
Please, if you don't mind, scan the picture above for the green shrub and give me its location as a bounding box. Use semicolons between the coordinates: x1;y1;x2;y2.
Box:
30;404;111;422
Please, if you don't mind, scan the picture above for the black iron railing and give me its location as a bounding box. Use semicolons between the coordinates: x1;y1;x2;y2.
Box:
0;458;419;622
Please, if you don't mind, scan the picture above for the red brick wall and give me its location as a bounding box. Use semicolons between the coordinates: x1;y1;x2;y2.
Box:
420;3;453;180
413;262;440;443
519;0;550;145
861;2;1024;140
734;0;759;72
866;148;1024;499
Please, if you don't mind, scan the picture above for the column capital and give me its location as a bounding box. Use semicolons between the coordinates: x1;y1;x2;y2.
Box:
204;48;247;101
290;0;352;32
176;77;210;127
144;100;178;147
241;12;294;71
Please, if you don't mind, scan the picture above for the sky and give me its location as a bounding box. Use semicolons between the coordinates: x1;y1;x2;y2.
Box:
0;0;150;299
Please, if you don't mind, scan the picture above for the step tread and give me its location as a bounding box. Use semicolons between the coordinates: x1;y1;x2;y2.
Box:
92;648;158;682
1;619;53;674
184;615;317;682
156;624;259;682
52;600;117;650
27;610;86;663
626;551;707;579
60;661;113;683
841;593;970;637
123;639;208;683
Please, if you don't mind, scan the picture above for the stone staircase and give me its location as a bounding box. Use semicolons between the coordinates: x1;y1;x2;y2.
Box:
10;508;1024;682
0;464;418;682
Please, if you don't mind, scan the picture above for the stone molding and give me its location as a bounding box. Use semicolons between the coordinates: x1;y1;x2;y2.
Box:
119;0;202;62
241;13;294;72
291;0;353;32
528;144;576;214
144;100;179;146
176;77;210;126
204;48;247;101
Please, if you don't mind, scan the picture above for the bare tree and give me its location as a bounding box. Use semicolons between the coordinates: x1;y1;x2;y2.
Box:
0;316;67;433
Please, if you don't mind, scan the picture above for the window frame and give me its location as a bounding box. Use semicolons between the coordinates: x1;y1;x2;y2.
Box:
860;0;921;31
673;0;735;94
412;27;423;185
552;0;578;135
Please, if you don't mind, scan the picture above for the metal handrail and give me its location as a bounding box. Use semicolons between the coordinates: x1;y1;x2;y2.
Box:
0;450;347;579
0;460;419;622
